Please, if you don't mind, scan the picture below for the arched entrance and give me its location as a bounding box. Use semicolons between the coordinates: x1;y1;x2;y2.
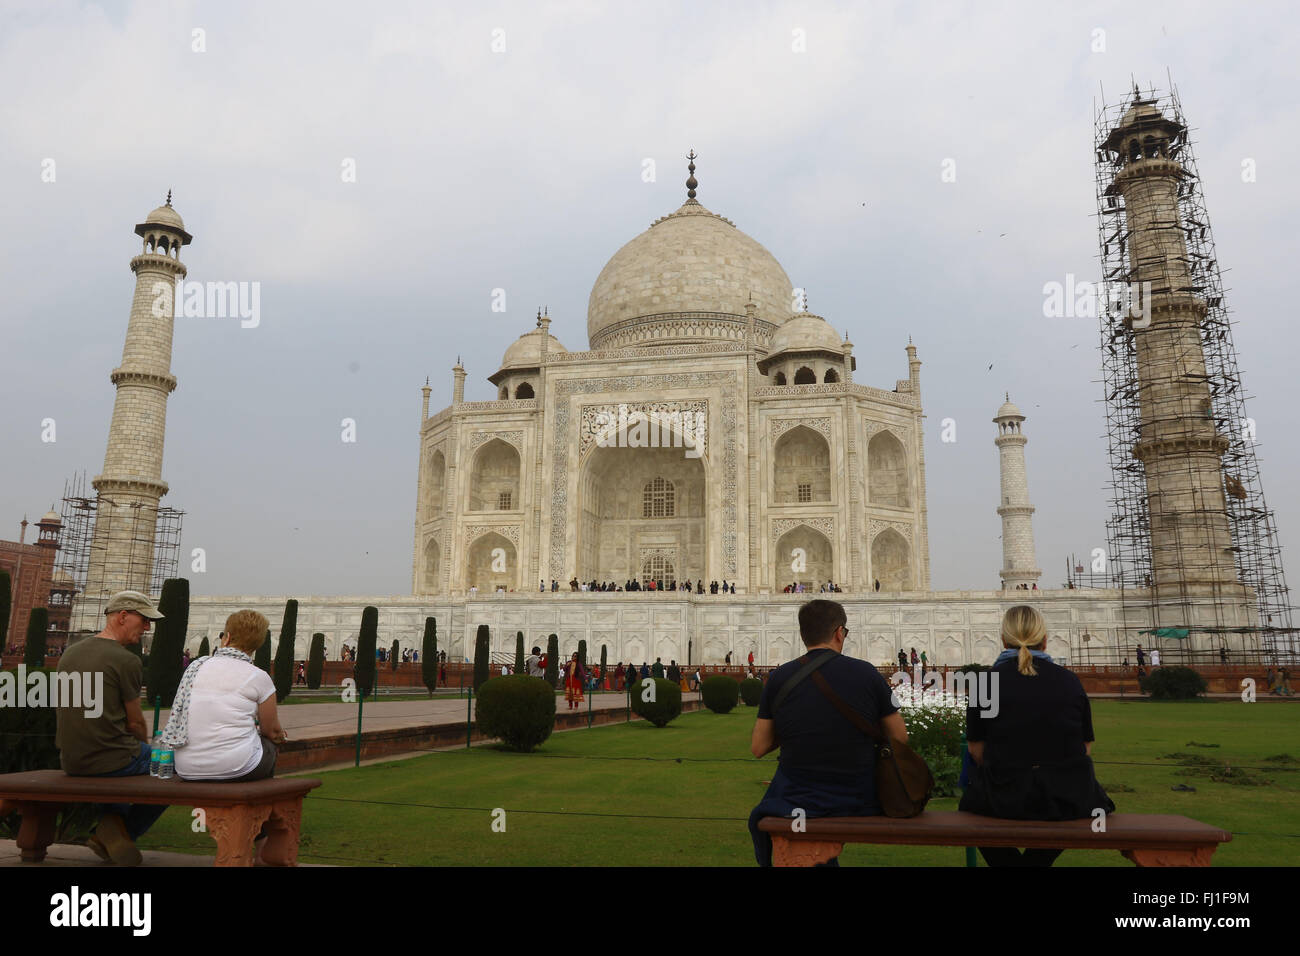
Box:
773;524;834;591
466;531;518;592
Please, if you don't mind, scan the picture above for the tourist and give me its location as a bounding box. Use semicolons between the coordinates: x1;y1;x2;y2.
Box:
874;579;881;592
181;649;191;669
1219;647;1229;664
748;599;906;866
1278;667;1293;696
440;662;447;684
1135;646;1146;670
1150;649;1160;667
563;652;586;710
748;650;755;671
910;647;919;667
640;661;650;680
725;651;732;665
897;649;907;672
163;608;287;786
526;646;544;678
1266;666;1277;695
920;650;927;670
667;660;680;683
55;590;169;866
692;667;702;691
959;604;1113;867
652;657;665;679
296;661;307;685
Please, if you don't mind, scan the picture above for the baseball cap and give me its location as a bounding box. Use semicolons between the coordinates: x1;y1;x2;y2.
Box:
104;590;165;620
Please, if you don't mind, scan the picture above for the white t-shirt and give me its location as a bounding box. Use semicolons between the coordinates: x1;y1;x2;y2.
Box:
175;657;276;780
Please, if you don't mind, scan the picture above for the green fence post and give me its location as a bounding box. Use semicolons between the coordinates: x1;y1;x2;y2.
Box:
587;681;593;729
151;695;161;737
355;687;364;768
466;685;473;748
962;730;976;867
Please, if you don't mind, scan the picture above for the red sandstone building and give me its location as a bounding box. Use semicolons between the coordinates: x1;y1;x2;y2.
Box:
0;511;72;655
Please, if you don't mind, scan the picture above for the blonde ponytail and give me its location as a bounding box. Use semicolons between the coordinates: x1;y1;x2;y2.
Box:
1001;605;1047;676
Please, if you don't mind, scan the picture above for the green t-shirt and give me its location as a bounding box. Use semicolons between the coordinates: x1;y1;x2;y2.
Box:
55;636;143;775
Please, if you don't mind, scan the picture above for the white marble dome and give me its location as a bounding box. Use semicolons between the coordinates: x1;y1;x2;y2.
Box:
587;198;794;348
499;327;567;371
144;202;186;230
766;312;843;356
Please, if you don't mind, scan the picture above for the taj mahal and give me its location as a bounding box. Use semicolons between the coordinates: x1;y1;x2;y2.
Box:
66;92;1293;668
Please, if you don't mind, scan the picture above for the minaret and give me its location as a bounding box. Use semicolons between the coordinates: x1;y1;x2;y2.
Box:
1101;91;1239;599
452;357;466;404
994;394;1040;589
76;194;191;626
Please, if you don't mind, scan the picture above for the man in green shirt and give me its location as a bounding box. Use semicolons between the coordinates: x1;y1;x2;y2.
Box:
56;590;166;866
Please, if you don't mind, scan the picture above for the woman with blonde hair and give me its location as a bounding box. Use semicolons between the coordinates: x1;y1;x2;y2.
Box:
160;609;287;782
959;604;1113;867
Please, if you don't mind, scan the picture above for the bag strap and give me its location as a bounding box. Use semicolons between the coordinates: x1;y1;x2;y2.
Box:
772;652;837;713
809;670;887;745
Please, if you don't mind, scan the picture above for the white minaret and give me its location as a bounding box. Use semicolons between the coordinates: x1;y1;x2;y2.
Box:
74;194;191;628
994;394;1041;589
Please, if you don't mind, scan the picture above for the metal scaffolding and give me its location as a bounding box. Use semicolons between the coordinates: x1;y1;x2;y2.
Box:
1095;81;1296;665
57;470;185;631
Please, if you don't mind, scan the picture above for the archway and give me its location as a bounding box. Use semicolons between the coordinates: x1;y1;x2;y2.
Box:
469;439;520;511
793;366;816;384
422;538;441;593
773;426;831;503
868;431;910;507
774;524;834;591
466;532;518;592
870;528;912;591
425;449;446;514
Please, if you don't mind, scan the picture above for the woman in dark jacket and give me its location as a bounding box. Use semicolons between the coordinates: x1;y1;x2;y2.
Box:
960;605;1113;867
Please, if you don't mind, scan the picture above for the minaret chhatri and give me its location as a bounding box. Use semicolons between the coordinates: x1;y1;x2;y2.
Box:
994;394;1040;589
1101;91;1240;599
76;194;191;627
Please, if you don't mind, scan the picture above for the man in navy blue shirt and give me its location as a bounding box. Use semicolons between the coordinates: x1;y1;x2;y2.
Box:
748;599;907;866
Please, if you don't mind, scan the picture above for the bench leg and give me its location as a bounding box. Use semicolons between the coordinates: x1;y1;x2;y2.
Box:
772;836;845;867
205;805;273;867
258;799;304;867
3;801;59;863
1122;846;1217;867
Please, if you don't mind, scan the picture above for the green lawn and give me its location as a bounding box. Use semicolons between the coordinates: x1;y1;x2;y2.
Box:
135;700;1298;866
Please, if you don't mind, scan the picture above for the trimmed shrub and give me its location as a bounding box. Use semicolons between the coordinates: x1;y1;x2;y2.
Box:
390;639;400;671
631;677;682;727
23;607;50;669
273;598;298;703
514;632;525;675
473;624;490;692
739;677;763;706
1141;666;1208;700
198;636;210;658
421;618;438;694
355;606;378;696
475;675;557;752
144;578;189;706
307;633;325;689
255;630;272;674
600;644;607;677
545;634;559;688
578;639;587;671
701;675;740;714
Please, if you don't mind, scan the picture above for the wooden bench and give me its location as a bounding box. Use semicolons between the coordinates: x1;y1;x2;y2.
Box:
758;811;1232;866
0;771;321;867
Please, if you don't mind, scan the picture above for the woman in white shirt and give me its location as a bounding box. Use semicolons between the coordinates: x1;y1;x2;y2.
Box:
161;609;288;782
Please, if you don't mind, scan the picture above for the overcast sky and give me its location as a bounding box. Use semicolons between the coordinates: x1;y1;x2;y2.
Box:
3;0;1297;598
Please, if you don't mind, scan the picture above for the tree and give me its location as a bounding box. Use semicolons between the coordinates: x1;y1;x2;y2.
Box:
307;633;325;689
144;578;189;707
421;617;438;695
600;644;607;687
355;606;378;696
390;639;400;671
514;631;525;675
0;569;11;651
578;639;587;672
473;625;491;692
23;607;49;669
197;636;210;658
255;630;272;674
273;598;298;703
545;634;559;688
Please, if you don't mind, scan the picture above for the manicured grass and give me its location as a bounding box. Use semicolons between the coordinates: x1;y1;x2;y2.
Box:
136;700;1297;866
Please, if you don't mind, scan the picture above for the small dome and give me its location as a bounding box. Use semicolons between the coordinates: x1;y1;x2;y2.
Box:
995;397;1024;420
498;327;567;372
145;203;185;230
766;313;844;356
39;510;61;524
53;571;75;587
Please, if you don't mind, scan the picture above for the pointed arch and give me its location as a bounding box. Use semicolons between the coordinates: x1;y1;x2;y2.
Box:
774;425;831;504
422;538;441;593
868;430;910;507
774;524;834;591
793;366;816;385
870;528;912;591
466;531;517;592
425;448;446;514
469;438;520;511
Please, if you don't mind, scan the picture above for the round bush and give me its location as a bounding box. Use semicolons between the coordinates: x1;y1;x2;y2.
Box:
1140;666;1208;700
739;677;763;706
475;675;557;751
630;677;682;727
701;675;740;714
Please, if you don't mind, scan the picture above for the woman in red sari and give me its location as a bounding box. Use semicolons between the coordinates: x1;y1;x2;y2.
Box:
563;652;586;709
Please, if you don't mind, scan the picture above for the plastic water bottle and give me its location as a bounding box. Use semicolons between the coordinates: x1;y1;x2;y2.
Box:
157;747;175;779
149;735;161;777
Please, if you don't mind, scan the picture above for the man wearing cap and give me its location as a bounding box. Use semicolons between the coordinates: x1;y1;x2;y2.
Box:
55;590;168;865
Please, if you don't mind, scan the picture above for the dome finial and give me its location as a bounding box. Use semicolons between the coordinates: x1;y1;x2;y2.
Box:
686;149;698;200
165;188;173;207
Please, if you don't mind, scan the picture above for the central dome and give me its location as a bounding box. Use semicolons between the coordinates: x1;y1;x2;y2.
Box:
587;198;794;349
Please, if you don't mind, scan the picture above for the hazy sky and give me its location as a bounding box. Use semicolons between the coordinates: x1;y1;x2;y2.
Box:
3;0;1297;598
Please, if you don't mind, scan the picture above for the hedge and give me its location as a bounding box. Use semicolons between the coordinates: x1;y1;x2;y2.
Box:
701;675;740;714
739;677;763;706
631;677;682;727
475;675;557;752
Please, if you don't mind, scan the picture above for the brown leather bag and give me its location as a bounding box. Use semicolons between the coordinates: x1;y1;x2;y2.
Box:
810;670;935;818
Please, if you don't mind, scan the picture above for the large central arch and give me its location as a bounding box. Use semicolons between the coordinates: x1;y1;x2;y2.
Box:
577;439;706;584
774;524;834;591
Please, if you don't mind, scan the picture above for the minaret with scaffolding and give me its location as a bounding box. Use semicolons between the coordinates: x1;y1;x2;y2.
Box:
1095;83;1295;662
